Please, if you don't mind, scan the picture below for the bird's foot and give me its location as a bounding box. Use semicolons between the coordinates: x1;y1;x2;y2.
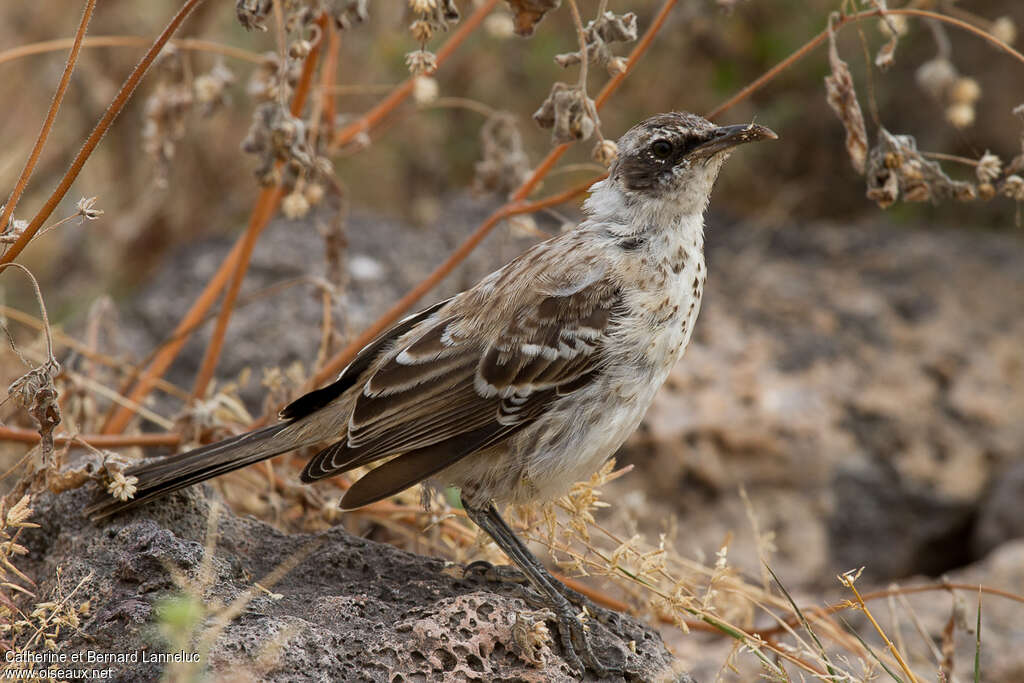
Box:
548;590;624;678
463;560;622;676
463;560;621;628
463;559;529;585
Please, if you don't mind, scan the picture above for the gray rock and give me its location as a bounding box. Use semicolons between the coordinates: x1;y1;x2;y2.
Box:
20;487;683;682
973;458;1024;558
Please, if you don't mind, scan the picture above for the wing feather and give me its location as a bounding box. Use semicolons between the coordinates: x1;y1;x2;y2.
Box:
300;271;621;496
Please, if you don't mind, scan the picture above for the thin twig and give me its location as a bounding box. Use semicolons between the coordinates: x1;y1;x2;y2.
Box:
0;425;180;448
329;0;499;150
0;0;96;238
0;35;266;68
706;7;1024;120
420;97;497;118
0;305;191;401
0;264;55;363
0;0;208;265
189;188;285;401
319;21;341;140
189;10;327;401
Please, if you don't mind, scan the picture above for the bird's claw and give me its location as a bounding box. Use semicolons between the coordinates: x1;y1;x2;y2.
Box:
462;559;529;585
549;592;624;678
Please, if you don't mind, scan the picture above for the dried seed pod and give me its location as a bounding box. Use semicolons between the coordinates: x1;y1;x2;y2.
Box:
976;152;1002;183
330;0;371;30
945;102;975;129
412;75;439;104
533;82;597;144
916;57;956;99
949;77;981;105
474;112;530;195
554;11;637;74
193;61;235;114
410;19;434;42
824;22;868;174
283;190;311;218
875;37;897;71
877;15;908;38
405;49;438;76
242;103;316;186
1002;175;1024;201
504;0;561;37
236;0;272;31
991;16;1018;46
865;128;977;208
410;0;459;38
289;39;312;59
592;139;618;167
485;12;515;38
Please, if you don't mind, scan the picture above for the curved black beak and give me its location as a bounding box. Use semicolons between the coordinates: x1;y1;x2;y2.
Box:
692;123;778;158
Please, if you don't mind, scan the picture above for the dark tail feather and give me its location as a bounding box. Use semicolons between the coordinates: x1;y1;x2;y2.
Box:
86;423;293;519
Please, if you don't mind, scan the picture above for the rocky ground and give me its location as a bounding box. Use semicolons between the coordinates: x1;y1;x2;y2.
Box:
11;195;1024;680
16;486;680;682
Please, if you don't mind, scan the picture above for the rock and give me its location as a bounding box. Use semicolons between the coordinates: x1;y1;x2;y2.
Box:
16;487;683;682
829;456;975;579
614;217;1024;587
973;458;1024;558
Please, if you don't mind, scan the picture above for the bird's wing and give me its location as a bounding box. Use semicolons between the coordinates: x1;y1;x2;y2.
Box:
300;262;621;507
278;297;453;421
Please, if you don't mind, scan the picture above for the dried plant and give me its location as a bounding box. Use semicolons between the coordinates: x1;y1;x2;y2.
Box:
824;14;868;174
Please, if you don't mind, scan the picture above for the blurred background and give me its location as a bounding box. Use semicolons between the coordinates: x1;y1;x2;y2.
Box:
2;1;1023;679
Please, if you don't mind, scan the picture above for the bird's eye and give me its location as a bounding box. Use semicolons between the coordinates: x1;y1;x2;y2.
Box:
650;139;673;159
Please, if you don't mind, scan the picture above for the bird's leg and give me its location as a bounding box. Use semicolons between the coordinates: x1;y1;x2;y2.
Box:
463;558;623;631
464;502;621;677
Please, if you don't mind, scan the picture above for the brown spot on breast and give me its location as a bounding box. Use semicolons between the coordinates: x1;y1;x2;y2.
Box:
671;246;687;274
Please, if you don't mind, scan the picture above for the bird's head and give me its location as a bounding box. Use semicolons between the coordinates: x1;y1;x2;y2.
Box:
608;112;777;215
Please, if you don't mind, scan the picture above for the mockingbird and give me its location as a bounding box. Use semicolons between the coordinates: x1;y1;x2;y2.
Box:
88;111;776;675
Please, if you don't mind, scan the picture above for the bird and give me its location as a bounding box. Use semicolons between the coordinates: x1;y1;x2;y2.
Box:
87;111;777;675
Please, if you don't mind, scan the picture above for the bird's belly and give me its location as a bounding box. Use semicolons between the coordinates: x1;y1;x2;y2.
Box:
509;370;665;504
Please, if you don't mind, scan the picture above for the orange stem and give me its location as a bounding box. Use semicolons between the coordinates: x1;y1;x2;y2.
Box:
189;186;285;400
0;425;180;449
330;0;499;149
313;0;678;385
0;0;95;238
101;237;244;433
190;16;325;400
0;36;266;68
706;7;1024;120
0;0;207;265
320;23;341;137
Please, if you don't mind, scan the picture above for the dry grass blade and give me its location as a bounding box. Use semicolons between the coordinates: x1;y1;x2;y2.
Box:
974;587;982;683
840;569;918;683
766;564;840;680
839;613;905;683
0;426;181;449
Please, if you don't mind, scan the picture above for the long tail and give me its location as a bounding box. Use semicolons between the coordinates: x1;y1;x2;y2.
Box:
86;423;305;519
